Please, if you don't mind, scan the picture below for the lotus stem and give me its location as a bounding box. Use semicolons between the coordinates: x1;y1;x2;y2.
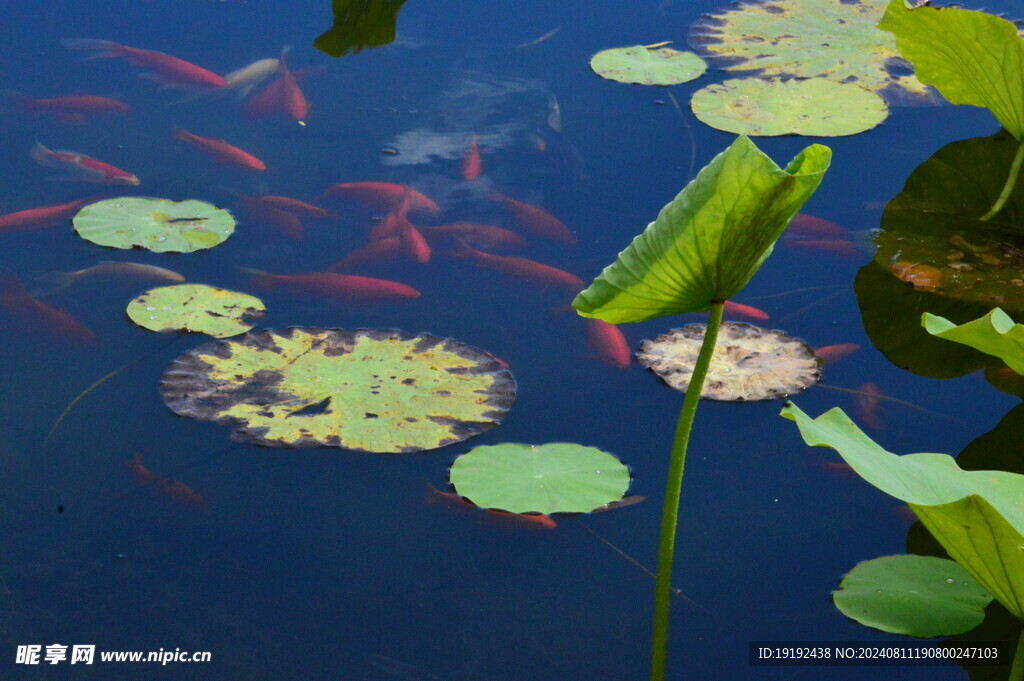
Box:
980;140;1024;222
1009;625;1024;681
650;300;724;681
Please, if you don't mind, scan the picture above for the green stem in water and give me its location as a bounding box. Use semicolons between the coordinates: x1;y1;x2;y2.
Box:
650;301;724;681
980;139;1024;222
1009;625;1024;681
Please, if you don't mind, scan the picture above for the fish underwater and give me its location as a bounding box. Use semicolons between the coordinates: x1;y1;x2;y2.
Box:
585;318;631;369
0;195;103;234
241;268;421;302
126;453;207;510
451;240;583;288
30;141;139;185
487;191;575;245
62;38;226;89
0;91;130;123
461;133;482;180
172;128;267;172
224;57;280;97
0;272;95;343
425;483;556;530
319;182;441;214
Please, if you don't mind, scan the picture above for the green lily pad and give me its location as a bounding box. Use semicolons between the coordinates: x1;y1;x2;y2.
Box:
690;78;888;137
73;197;235;253
160;328;516;453
449;443;631;514
923;308;1024;375
126;284;266;338
572;135;830;323
781;401;1024;620
833;555;992;637
878;0;1024;139
590;46;707;86
690;0;935;104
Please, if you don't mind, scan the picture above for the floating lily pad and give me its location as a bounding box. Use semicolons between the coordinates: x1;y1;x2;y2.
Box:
73;197;235;253
834;555;992;637
449;443;631;514
690;0;936;104
590;46;707;85
690;78;888;137
126;284;265;338
637;322;820;401
161;328;515;453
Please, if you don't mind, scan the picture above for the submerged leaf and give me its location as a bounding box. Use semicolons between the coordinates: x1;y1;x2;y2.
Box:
449;443;631;514
690;78;888;137
161;328;515;453
572;135;830;323
126;284;266;338
73;197;235;253
590;46;707;86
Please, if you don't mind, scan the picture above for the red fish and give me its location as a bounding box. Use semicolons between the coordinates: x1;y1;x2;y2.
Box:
722;301;769;321
421;223;526;251
488;191;575;245
173;128;267;172
62;39;226;89
452;240;583;288
0;273;95;342
389;194;430;263
126;453;207;510
328;237;402;271
31;141;139;185
243;202;303;239
786;213;851;240
782;238;861;259
242;268;420;302
1;91;130;122
462;133;482;180
319;182;441;214
0;196;102;234
425;484;556;530
585;318;631;368
245;49;309;124
853;382;884;430
814;343;861;365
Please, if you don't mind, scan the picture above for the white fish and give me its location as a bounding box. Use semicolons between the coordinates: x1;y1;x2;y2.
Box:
31;261;184;296
30;141;140;185
224;57;280;97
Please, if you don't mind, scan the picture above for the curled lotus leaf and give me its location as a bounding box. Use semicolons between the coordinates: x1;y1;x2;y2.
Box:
689;0;936;105
126;284;266;338
449;443;631;514
73;197;235;253
589;46;707;86
690;78;889;137
160;328;516;452
637;322;821;401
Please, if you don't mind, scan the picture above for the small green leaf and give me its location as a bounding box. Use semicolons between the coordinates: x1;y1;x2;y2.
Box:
923;308;1024;375
834;555;992;637
590;46;707;86
449;443;631;514
572;136;830;323
126;284;266;338
73;198;235;253
878;0;1024;138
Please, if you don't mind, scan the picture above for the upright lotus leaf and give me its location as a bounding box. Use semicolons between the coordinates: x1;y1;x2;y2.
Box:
781;402;1024;620
161;328;516;453
878;0;1024;139
572;135;831;323
923;308;1024;375
691;78;888;137
449;443;631;514
690;0;935;104
833;555;993;637
590;46;707;86
126;284;266;338
74;198;235;253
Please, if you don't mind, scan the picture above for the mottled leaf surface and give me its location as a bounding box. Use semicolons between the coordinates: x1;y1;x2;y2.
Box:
126;284;265;338
74;197;235;253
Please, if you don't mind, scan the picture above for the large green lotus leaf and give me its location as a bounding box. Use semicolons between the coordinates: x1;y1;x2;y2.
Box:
126;284;266;338
160;328;516;453
74;197;235;253
689;0;935;104
590;46;707;86
449;443;631;514
690;78;888;137
923;308;1024;375
314;0;408;58
781;402;1024;619
833;555;992;637
878;0;1024;138
572;135;830;324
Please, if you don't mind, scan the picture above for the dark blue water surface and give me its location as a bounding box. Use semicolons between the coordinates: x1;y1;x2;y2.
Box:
2;1;1021;679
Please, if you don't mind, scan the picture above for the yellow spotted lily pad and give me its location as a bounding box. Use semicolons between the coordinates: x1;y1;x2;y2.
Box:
691;78;889;136
126;284;266;338
160;328;516;452
637;322;821;400
590;45;707;85
73;197;235;253
690;0;936;105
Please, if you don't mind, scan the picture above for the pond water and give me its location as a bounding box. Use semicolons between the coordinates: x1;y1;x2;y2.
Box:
2;1;1021;679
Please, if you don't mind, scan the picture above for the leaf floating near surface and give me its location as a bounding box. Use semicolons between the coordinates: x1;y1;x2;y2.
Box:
637;322;821;401
589;45;707;86
691;78;888;137
126;284;266;338
160;328;516;453
689;0;936;105
73;197;235;253
449;443;631;514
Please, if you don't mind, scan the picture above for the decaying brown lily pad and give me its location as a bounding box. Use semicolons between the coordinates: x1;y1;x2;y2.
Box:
636;322;821;400
160;327;516;453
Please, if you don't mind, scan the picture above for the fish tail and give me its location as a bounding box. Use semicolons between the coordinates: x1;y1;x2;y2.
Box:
24;271;77;297
29;140;53;165
449;238;478;260
170;126;191;143
61;38;121;60
238;267;272;288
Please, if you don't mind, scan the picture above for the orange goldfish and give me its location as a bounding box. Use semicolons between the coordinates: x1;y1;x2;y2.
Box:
452;240;583;288
421;223;526;251
814;343;861;365
0;273;95;342
462;133;482;180
0;195;103;234
722;301;769;321
853;382;884;430
328;237;402;271
319;182;441;214
786;213;852;240
782;238;861;259
585;318;631;368
425;483;556;530
31;141;139;185
488;191;575;245
1;91;129;123
126;453;207;510
244;49;310;124
62;39;226;89
242;268;420;302
172;128;267;172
